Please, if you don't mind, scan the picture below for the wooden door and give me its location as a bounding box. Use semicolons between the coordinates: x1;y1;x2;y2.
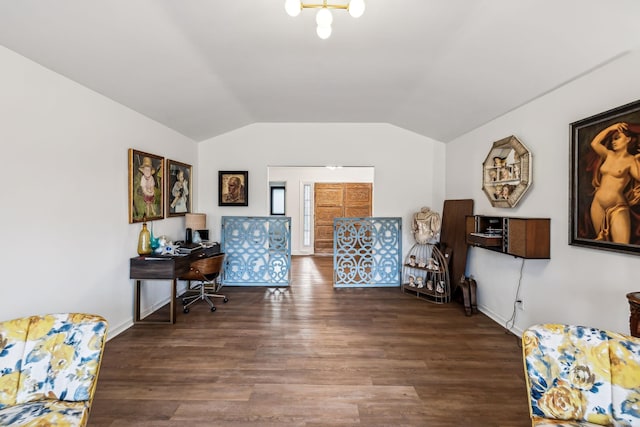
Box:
314;183;372;254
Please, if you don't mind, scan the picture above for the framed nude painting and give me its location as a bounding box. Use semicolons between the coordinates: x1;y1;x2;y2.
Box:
166;159;192;217
128;149;164;223
219;171;248;206
570;99;640;255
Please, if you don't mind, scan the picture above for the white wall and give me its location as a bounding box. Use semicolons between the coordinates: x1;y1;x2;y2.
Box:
197;123;446;256
0;46;198;336
0;46;446;335
7;37;638;339
446;49;640;335
268;166;375;255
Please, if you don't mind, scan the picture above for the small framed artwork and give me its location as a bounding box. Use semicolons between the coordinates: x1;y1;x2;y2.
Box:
570;99;640;255
128;149;164;223
166;159;192;217
219;171;248;206
481;135;532;208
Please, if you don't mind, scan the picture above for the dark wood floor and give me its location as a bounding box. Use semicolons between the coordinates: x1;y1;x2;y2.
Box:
90;256;531;426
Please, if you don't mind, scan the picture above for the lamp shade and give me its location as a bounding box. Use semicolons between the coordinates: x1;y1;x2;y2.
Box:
185;213;206;230
316;25;332;39
348;0;365;18
284;0;301;17
316;8;332;26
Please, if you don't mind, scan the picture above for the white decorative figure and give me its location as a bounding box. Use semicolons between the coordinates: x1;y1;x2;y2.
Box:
416;276;424;288
412;207;442;244
408;275;415;287
513;163;521;180
426;280;433;291
161;244;176;255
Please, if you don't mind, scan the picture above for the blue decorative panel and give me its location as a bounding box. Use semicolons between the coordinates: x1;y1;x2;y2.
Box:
221;216;291;286
333;217;402;287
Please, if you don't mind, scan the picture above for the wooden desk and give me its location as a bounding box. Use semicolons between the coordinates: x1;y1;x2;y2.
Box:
130;244;220;324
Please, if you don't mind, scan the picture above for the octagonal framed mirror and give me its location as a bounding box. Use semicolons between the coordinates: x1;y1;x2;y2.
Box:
482;135;532;208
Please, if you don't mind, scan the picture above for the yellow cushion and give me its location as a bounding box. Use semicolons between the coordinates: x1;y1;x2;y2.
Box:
523;324;614;426
606;331;640;425
0;318;30;408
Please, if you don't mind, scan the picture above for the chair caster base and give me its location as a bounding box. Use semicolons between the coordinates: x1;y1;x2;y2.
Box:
223;298;229;303
183;307;190;314
211;306;217;312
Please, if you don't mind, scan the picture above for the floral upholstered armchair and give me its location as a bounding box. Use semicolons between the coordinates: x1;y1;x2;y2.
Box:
0;313;108;426
522;324;640;427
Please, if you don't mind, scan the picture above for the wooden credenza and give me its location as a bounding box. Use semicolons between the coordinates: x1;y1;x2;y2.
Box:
466;215;550;259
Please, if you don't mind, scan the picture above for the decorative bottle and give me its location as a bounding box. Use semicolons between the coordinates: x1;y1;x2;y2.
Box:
137;222;152;255
150;222;160;250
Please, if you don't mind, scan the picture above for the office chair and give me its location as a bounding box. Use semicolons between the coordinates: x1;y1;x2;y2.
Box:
178;253;228;313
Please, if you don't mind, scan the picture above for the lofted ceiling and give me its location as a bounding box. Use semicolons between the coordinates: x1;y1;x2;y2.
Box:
1;1;639;143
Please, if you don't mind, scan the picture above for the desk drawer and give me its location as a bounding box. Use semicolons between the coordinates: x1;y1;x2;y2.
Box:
130;258;177;279
130;247;221;279
467;233;502;247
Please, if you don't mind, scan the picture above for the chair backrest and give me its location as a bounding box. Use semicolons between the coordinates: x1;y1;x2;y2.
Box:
181;253;225;281
0;313;108;408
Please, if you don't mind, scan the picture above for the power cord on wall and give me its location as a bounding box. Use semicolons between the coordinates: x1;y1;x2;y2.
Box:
504;257;525;334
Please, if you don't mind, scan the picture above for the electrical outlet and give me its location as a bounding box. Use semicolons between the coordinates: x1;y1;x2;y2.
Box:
516;300;524;311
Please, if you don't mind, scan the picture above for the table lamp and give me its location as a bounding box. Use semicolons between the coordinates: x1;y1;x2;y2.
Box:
185;213;206;243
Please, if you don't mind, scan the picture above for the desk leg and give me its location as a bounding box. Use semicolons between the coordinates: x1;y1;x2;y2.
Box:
169;278;176;324
134;280;142;323
133;279;177;325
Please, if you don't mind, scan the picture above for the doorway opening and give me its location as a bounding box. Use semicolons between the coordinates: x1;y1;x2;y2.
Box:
267;166;374;256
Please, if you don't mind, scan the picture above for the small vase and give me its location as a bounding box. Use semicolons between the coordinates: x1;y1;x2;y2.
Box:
150;222;160;250
137;222;152;255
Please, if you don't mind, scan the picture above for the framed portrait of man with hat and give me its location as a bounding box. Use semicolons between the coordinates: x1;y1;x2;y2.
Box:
128;149;164;223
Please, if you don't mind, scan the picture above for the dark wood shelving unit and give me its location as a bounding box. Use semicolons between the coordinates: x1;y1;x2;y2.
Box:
465;215;550;259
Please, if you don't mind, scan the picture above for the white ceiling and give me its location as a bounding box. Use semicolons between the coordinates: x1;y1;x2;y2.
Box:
1;0;639;143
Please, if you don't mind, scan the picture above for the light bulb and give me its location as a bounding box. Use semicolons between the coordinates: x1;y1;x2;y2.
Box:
284;0;301;17
316;8;333;27
348;0;365;18
316;25;332;39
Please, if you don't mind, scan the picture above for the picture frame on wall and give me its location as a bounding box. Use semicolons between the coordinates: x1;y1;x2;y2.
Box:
128;149;164;223
219;171;248;206
481;135;532;208
570;99;640;255
166;159;192;217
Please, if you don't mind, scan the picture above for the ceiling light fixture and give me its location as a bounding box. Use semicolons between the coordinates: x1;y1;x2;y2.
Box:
284;0;365;40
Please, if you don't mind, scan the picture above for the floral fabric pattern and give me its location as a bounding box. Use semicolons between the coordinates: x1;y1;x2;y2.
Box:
523;324;640;427
0;317;30;408
532;419;614;427
0;313;107;427
0;399;89;426
608;332;640;425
